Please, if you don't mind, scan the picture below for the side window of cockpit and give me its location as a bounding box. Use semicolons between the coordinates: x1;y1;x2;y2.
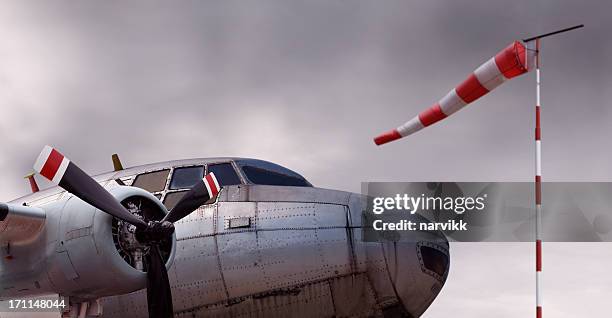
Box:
132;169;170;193
163;192;185;211
163;165;205;210
207;163;242;187
169;166;204;190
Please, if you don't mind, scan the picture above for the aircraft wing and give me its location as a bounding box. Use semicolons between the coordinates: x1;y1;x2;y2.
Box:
0;203;46;245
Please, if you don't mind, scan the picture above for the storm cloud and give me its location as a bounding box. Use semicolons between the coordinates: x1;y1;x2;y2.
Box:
1;1;611;317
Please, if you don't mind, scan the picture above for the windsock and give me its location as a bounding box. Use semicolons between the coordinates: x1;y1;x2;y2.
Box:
374;41;536;145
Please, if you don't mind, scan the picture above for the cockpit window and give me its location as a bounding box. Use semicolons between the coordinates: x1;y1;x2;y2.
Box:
419;246;449;278
163;191;186;210
236;159;312;187
207;163;242;187
132;169;170;193
169;166;204;190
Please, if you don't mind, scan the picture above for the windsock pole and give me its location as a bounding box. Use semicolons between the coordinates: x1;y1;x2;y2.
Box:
524;25;583;318
534;38;542;318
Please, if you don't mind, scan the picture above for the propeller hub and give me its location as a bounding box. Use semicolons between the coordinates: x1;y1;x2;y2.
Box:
136;221;175;244
112;195;173;272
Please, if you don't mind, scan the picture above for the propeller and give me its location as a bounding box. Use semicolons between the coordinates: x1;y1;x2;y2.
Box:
33;146;221;318
163;172;219;223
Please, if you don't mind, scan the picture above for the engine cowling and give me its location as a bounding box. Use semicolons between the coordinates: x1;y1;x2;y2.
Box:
45;186;176;300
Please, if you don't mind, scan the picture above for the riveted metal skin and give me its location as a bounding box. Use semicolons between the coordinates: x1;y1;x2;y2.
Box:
0;187;175;301
1;158;449;317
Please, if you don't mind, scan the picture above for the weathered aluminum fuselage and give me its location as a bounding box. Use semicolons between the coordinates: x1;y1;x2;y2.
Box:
1;158;449;317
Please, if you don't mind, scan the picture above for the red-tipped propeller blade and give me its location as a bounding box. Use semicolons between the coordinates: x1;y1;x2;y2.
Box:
33;146;147;228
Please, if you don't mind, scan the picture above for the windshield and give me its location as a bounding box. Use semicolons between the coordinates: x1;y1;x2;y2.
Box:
235;159;312;187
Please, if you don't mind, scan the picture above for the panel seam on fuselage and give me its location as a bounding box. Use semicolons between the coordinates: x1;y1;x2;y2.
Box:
172;271;368;316
212;203;230;300
175;226;356;241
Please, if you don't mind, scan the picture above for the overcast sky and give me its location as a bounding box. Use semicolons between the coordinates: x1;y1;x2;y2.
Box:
1;1;611;317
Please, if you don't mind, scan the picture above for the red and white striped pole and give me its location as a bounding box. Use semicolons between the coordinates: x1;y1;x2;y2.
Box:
534;38;542;318
525;25;583;318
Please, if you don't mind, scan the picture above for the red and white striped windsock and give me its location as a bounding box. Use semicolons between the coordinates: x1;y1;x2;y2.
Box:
374;41;536;145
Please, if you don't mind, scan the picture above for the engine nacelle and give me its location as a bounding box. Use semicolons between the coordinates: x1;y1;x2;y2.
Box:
45;186;176;300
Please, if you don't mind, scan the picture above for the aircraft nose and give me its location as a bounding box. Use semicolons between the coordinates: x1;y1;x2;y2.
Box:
392;241;449;316
367;240;449;317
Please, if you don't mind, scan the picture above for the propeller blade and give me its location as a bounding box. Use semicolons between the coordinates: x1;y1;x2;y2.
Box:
146;245;174;318
163;172;220;223
34;146;147;228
